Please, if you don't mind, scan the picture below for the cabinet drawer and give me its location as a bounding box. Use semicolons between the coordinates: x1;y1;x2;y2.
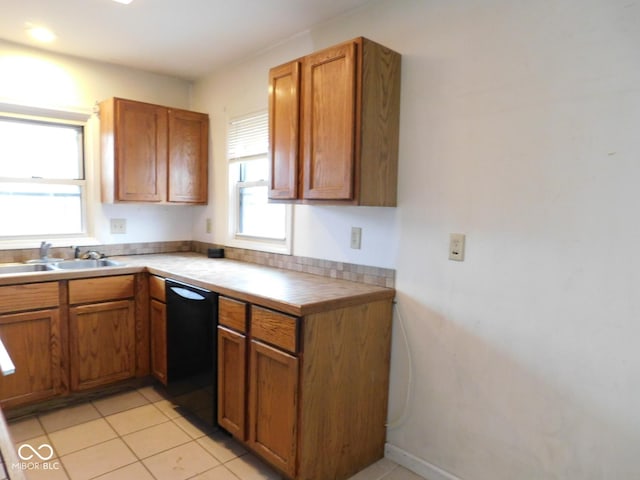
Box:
251;306;298;353
219;297;247;333
149;275;165;302
0;282;59;314
69;275;135;305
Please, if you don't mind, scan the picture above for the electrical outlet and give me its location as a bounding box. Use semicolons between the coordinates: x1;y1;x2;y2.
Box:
350;227;362;249
110;218;127;234
449;233;465;261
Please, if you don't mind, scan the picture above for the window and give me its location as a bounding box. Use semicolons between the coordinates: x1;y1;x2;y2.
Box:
0;114;87;239
227;111;292;254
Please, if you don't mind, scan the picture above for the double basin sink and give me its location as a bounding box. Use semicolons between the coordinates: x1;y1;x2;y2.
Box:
0;259;123;275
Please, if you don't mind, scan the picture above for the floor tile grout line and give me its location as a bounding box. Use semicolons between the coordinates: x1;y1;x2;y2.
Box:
86;389;151;417
43;420;119;458
103;414;172;438
121;431;195;462
13;423;74;480
185;463;244;480
82;426;142;480
85;458;139;480
37;404;103;435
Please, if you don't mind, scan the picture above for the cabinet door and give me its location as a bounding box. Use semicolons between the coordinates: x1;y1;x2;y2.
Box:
150;299;167;385
0;309;61;408
70;300;136;391
248;340;298;477
168;109;209;203
217;326;246;440
269;61;300;200
302;41;357;200
115;99;167;202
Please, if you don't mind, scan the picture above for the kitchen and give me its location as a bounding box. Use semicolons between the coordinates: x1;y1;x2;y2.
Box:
1;0;640;479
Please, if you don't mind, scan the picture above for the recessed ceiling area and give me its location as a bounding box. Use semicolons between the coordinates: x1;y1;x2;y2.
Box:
0;0;376;80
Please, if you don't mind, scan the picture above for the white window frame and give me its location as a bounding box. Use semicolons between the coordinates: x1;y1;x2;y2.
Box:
226;111;292;255
0;102;97;249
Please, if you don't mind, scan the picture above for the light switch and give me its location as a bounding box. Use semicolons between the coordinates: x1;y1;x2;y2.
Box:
110;218;127;234
350;227;362;249
449;233;465;261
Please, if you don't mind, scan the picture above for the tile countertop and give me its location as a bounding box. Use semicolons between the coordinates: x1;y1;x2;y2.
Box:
0;252;395;317
115;252;395;316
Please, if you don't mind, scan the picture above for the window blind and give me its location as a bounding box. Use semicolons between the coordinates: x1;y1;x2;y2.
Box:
227;111;268;161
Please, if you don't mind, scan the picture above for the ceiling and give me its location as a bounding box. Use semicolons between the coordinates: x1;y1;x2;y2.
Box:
0;0;375;80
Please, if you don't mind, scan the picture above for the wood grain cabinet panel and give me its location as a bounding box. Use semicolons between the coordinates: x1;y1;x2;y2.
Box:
168;109;209;203
248;340;298;478
217;326;246;440
219;296;247;333
69;300;136;391
268;61;300;200
251;306;297;354
150;298;167;385
69;275;138;391
303;41;357;200
0;282;59;314
268;37;401;206
0;309;62;408
101;98;167;203
149;275;166;302
149;275;167;385
101;97;209;205
69;275;134;305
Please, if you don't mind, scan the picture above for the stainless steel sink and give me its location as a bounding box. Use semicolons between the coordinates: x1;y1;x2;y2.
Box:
0;258;124;275
0;263;51;274
47;259;123;270
24;257;65;264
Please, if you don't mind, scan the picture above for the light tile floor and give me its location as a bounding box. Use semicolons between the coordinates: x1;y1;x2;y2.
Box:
7;387;425;480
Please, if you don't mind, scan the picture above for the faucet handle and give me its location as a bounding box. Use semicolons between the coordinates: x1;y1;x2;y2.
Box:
39;240;52;258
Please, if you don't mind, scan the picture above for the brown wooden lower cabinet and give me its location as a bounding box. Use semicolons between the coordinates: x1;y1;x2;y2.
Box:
68;275;137;391
150;298;167;385
248;339;298;478
217;326;246;439
0;274;144;409
69;299;136;391
0;309;62;408
217;295;393;480
148;275;167;385
0;281;62;409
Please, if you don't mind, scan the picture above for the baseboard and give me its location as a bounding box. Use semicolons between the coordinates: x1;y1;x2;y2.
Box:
385;443;462;480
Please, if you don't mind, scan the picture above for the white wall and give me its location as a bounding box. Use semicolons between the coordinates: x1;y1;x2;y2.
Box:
0;40;195;247
194;0;640;478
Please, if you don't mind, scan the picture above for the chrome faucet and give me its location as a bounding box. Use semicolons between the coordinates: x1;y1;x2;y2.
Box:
81;250;105;260
39;241;52;260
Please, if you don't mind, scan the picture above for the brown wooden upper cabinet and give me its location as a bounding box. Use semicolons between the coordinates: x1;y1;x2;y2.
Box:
268;37;401;206
100;97;209;204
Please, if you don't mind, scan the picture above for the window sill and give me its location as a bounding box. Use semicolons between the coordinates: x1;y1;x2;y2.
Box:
225;235;292;255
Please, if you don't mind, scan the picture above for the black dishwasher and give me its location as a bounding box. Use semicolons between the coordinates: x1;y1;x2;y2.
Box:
164;279;218;427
